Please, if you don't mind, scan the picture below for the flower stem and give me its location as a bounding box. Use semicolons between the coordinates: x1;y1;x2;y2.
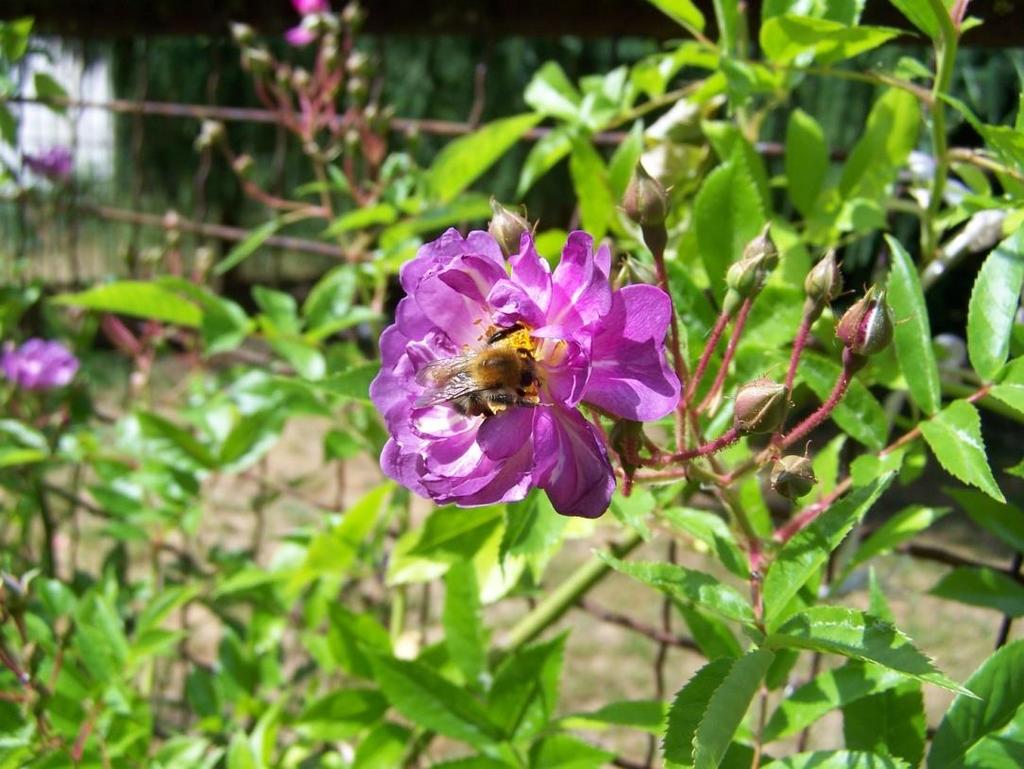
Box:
495;530;643;660
685;308;732;411
784;312;814;395
698;298;752;414
922;0;959;259
669;427;741;462
645;224;690;450
779;348;860;450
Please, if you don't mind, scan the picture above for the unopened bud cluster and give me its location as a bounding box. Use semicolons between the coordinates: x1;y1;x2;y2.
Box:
724;224;778;315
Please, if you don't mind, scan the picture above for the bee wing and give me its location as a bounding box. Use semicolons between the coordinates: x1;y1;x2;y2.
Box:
414;355;481;408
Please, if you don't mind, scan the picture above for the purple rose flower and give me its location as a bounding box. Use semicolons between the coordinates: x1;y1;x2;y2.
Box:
2;338;79;390
284;25;317;46
370;229;680;518
24;146;73;181
292;0;328;13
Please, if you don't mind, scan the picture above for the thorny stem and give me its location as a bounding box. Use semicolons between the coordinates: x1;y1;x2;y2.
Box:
922;0;960;259
667;427;741;462
778;349;860;451
698;297;753;415
645;225;690;449
685;308;732;412
783;311;814;396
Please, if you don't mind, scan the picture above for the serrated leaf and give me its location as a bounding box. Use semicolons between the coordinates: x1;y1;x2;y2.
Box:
946;487;1024;553
919;400;1004;502
444;561;487;685
53;281;202;327
967;229;1024;381
763;473;895;630
663;658;735;766
762;751;909;769
428;114;541;203
839;89;921;204
646;0;706;31
800;352;888;450
694;650;775;769
785;109;828;217
843;682;926;768
694;158;764;300
929;640;1024;769
369;654;501;748
327;604;391;679
560;699;666;734
768;606;967;694
929;568;1024;617
844;505;949;578
761;16;900;65
487;635;565;742
764;661;907;742
660;506;748;578
529;734;614;768
599;554;754;624
675;601;743;659
886;235;942;415
296;689;388;741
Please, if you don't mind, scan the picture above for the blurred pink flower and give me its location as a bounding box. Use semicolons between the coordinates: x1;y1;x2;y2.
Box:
24;146;72;181
285;24;317;46
2;338;79;390
292;0;329;13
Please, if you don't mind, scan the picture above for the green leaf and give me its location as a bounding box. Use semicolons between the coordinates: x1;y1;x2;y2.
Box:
255;285;299;328
296;689;388;741
763;661;907;742
843;682;926;768
569;138;615;241
664;658;735;766
352;723;412;769
675;601;743;659
524;62;582;121
214;220;281;275
529;734;614;768
500;490;567;578
444;561;487;685
800;352;887;450
487;635;565;742
378;195;493;249
844;505;949;577
886;235;942;415
785;109;828;217
929;640;1024;769
645;0;706;31
369;654;501;749
410;505;504;560
0;17;32;60
608;121;644;200
839;89;921;204
599;554;754;624
929;568;1024;617
660;507;748;578
53;281;202;327
919;400;1005;502
767;606;967;693
693;650;775;769
559;699;666;734
888;0;953;39
428;114;542;202
327;604;392;679
967;229;1024;381
763;473;895;630
517;127;572;197
694;157;764;300
762;751;909;769
137;412;218;469
33;72;68;112
323;203;397;237
761;16;900;65
315;362;380;402
946;487;1024;553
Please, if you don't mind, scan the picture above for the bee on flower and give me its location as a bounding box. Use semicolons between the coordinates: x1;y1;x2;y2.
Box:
370;222;680;518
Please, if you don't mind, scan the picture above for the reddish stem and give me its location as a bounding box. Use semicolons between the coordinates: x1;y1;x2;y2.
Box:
686;308;732;410
698;298;752;414
669;426;741;461
779;348;860;451
783;312;814;394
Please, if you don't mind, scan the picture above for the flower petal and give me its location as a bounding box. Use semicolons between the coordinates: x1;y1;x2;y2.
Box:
584;284;681;420
415;254;508;346
542;231;612;335
509;234;552;313
487;278;546;328
400;229;504;295
533;405;615;518
284;25;316;46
